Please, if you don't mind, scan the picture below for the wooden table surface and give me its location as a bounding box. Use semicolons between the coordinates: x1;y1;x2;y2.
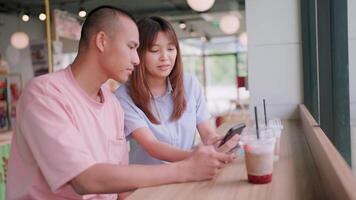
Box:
127;120;325;200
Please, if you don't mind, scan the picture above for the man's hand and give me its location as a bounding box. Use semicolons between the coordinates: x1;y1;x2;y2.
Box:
177;144;234;182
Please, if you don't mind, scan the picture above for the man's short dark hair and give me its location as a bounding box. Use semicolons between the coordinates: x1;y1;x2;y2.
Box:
78;5;136;52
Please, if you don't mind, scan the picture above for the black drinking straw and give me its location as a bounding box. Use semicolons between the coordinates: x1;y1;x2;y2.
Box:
263;99;267;126
254;106;260;139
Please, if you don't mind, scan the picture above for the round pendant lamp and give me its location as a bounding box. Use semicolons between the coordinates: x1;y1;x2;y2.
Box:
220;15;240;34
187;0;215;12
10;32;30;49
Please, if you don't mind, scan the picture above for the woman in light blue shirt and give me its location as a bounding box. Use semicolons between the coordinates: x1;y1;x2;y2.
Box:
115;16;239;164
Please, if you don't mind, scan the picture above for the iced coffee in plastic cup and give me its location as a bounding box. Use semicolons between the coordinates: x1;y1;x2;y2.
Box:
242;133;275;184
256;120;283;161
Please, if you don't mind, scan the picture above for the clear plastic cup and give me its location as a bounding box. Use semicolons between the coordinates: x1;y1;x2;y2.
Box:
241;131;276;184
267;119;283;161
268;118;283;130
254;119;283;161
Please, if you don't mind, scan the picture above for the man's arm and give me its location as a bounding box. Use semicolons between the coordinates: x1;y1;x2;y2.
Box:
70;145;234;195
71;163;181;195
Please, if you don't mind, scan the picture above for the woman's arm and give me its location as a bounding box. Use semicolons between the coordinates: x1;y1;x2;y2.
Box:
131;127;192;162
197;119;221;145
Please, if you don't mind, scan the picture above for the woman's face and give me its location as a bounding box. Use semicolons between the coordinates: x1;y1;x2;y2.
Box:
144;31;177;80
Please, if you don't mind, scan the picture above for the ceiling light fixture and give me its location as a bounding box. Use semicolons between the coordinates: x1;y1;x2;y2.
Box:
220;14;240;34
10;32;30;49
39;13;46;21
22;14;30;22
78;8;87;18
179;21;187;29
186;0;215;12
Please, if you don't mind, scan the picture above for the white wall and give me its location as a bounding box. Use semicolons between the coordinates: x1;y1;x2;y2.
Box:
246;0;302;119
0;13;45;84
347;0;356;174
348;0;356;123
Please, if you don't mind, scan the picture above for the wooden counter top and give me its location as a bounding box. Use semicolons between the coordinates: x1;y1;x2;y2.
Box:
127;120;325;200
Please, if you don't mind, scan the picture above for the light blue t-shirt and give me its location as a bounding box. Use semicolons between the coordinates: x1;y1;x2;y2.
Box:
115;73;210;164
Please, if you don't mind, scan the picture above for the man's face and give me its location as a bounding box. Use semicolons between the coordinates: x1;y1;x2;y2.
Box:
100;16;140;83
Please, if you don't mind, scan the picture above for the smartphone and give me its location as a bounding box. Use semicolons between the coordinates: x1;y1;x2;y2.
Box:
218;123;246;147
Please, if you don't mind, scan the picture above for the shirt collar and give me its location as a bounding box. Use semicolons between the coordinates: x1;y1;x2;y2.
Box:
152;78;173;99
167;78;173;94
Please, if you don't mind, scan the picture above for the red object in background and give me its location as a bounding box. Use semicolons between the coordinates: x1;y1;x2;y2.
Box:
10;83;21;101
237;76;246;87
0;81;6;101
215;116;223;127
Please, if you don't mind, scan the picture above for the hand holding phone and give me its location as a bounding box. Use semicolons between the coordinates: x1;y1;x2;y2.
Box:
218;123;246;148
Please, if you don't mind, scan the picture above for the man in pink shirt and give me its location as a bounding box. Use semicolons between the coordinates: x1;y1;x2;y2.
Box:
6;6;237;199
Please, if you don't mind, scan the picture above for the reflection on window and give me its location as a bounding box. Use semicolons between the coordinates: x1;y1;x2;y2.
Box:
182;56;203;84
205;55;237;114
180;37;248;116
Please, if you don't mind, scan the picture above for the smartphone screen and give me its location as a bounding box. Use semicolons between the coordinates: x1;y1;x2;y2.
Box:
218;123;246;147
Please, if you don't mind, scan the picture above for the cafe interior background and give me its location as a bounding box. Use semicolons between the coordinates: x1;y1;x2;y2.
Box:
0;0;355;198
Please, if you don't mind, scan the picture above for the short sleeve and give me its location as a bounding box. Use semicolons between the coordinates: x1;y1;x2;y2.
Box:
115;87;148;137
19;96;96;192
191;75;211;124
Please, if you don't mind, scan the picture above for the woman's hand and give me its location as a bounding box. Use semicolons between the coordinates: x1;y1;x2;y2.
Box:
206;134;240;153
216;134;240;153
205;135;224;147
